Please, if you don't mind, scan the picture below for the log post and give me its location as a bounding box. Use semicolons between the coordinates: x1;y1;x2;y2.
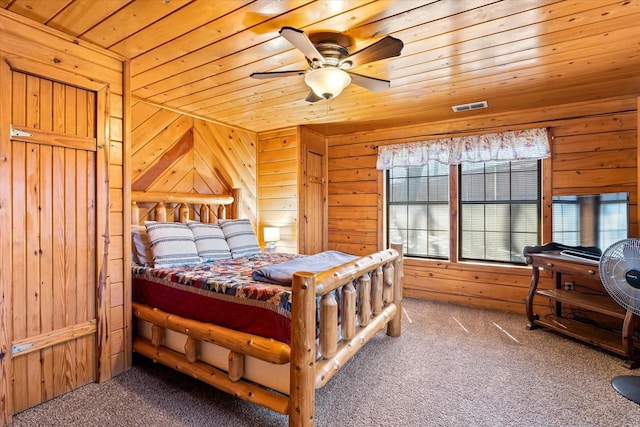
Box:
228;351;244;382
319;293;338;359
200;205;209;223
230;188;241;219
387;243;404;337
154;202;166;222
358;275;371;327
341;283;356;340
289;272;316;427
151;324;165;347
184;336;198;363
218;204;226;221
179;203;189;223
371;267;383;315
382;262;393;303
131;201;139;225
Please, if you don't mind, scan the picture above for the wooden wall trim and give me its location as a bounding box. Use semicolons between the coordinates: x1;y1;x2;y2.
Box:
4;55;110;92
541;157;553;243
132;130;193;191
122;57;132;375
133;96;255;135
0;9;126;62
0;55;14;427
328;96;637;145
96;86;111;383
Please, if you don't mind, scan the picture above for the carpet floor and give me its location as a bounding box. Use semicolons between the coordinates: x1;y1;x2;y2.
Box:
12;298;640;426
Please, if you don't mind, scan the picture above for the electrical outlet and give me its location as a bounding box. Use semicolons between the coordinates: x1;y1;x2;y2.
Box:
564;282;574;291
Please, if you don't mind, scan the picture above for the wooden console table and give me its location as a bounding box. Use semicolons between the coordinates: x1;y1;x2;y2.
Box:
525;250;639;368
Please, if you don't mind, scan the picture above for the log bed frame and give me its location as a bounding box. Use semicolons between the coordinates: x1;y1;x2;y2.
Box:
130;190;403;426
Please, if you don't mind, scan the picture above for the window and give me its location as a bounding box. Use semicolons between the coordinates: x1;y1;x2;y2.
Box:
379;128;548;264
387;159;541;263
387;162;449;258
460;160;540;263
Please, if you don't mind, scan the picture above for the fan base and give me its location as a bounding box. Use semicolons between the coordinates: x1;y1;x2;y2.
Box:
611;375;640;404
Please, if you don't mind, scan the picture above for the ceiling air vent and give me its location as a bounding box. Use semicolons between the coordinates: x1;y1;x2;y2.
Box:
452;101;488;112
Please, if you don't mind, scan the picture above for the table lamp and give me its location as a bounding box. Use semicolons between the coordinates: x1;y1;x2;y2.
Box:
263;227;280;252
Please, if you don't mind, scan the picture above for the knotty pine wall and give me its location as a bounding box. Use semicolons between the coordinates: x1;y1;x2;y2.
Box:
327;139;381;255
131;100;257;224
257;128;299;254
0;10;127;423
326;96;638;314
130;110;304;255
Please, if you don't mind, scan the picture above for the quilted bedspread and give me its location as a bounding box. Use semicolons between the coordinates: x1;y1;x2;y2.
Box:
132;253;304;344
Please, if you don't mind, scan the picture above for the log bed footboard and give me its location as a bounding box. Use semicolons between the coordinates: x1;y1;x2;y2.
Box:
132;303;291;414
130;191;403;427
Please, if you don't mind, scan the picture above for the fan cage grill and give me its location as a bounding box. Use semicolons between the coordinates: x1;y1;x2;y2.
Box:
600;238;640;316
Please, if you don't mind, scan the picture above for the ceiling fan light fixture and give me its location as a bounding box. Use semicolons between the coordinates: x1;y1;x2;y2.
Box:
304;67;351;100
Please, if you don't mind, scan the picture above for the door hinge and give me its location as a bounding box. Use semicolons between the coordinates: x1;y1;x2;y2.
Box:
11;343;34;356
10;126;32;138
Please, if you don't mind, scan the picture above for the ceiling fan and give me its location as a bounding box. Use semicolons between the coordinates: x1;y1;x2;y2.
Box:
250;26;403;102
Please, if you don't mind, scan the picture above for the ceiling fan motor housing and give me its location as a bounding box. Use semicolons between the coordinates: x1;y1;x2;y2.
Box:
315;44;349;66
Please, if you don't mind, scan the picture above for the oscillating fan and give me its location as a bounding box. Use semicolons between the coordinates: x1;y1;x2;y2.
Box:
599;238;640;403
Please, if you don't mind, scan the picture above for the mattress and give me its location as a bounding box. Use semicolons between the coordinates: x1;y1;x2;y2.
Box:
132;253;302;344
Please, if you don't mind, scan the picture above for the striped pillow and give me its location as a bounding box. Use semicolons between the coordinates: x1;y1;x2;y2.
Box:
188;222;232;261
219;219;261;258
144;221;201;268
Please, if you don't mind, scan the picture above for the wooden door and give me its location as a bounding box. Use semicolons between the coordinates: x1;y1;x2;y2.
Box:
304;150;326;254
8;70;97;413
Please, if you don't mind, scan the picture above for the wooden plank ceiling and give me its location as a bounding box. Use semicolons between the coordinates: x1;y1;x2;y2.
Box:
4;0;640;134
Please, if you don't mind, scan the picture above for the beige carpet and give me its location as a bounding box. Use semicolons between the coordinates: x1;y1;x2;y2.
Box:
12;298;640;426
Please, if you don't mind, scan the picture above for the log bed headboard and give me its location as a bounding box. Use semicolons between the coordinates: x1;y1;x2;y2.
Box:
130;189;240;225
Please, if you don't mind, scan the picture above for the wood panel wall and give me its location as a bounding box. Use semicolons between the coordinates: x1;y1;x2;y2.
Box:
131;99;257;223
327;135;381;255
0;9;127;423
257;128;299;254
326;96;638;314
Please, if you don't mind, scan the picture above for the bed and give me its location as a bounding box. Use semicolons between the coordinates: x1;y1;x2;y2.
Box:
130;190;403;426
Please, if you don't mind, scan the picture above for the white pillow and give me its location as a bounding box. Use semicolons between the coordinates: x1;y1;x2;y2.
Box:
131;224;153;266
219;219;261;258
188;222;232;261
144;221;201;268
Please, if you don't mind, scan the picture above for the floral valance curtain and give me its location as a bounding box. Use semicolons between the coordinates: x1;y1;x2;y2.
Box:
375;127;550;170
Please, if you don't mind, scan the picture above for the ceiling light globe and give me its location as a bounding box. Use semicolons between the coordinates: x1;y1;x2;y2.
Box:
304;67;351;99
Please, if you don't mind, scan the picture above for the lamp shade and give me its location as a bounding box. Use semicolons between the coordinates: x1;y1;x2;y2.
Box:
263;226;280;242
304;67;351;99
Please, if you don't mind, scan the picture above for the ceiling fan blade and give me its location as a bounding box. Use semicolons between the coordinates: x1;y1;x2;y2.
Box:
348;72;390;92
341;35;403;68
280;26;325;65
250;70;306;79
305;91;324;103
